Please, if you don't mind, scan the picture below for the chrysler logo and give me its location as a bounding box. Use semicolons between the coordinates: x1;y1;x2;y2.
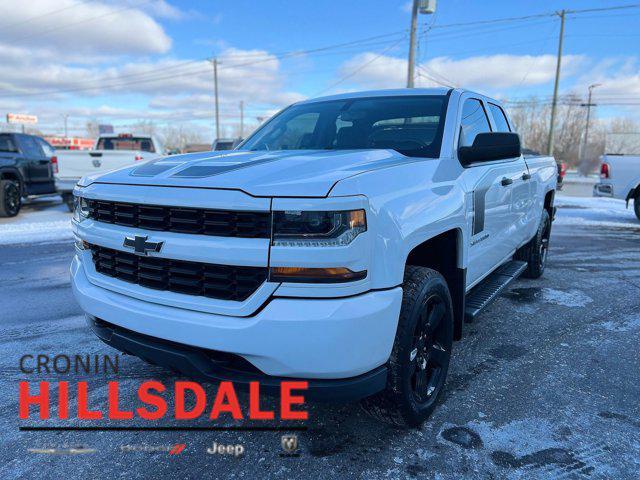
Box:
123;235;164;256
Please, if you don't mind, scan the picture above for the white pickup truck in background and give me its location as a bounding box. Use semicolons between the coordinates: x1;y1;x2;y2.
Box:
54;133;162;210
594;132;640;221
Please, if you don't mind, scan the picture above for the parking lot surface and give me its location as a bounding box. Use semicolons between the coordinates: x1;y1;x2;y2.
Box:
1;197;639;479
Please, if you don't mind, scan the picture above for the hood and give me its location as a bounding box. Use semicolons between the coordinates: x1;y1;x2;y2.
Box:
82;149;415;197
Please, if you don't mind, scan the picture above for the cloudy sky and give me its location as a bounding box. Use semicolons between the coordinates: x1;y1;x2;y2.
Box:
0;0;638;140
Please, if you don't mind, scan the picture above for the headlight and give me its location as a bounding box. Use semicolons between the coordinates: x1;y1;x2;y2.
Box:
272;209;366;247
72;196;90;222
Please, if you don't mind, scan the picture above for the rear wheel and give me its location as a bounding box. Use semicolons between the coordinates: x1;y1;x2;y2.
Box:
515;209;551;279
360;266;453;427
634;194;640;221
0;179;21;217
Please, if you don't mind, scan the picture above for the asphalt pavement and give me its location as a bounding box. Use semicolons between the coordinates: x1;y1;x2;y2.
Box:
1;206;639;479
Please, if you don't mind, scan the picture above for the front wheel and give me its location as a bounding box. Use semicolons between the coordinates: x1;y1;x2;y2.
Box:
360;266;453;427
634;194;640;221
0;179;21;217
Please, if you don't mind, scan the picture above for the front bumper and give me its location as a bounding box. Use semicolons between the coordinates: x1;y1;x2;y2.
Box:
87;316;388;402
71;255;402;381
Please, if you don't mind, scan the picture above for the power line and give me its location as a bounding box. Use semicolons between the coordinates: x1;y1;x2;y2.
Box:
7;0;155;44
313;36;407;96
0;32;408;99
0;0;91;30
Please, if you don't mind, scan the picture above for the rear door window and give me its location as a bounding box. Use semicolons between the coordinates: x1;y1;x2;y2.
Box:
35;137;55;157
19;135;44;158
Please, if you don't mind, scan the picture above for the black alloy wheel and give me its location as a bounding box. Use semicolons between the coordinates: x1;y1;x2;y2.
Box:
409;294;450;406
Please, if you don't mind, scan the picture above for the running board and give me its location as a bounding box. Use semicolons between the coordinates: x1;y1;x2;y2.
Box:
464;260;527;322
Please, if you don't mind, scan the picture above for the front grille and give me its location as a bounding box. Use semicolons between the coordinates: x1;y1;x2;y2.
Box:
89;244;267;302
85;199;271;238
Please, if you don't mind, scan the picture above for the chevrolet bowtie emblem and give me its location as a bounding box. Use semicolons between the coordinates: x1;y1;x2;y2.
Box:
123;235;164;256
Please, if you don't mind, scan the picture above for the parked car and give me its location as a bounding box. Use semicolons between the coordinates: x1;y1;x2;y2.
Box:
594;133;640;221
54;133;163;211
0;132;57;217
212;137;242;151
70;88;557;427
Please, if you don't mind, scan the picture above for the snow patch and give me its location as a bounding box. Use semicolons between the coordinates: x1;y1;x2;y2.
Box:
542;288;593;307
0;200;73;245
600;314;640;332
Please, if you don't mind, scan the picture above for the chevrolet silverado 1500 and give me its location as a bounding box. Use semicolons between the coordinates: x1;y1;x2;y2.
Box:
71;88;557;426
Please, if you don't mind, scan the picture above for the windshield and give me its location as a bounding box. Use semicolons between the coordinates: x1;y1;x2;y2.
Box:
240;95;448;158
97;137;156;153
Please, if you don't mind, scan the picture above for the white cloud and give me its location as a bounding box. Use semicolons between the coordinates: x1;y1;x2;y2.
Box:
0;43;306;138
334;52;586;92
147;0;202;21
0;0;171;55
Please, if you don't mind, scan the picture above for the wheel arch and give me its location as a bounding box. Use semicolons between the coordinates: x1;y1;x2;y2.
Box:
405;228;465;341
0;167;25;195
625;184;640;205
544;189;555;220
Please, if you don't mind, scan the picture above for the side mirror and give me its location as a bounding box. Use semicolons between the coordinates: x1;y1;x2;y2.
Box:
458;132;521;165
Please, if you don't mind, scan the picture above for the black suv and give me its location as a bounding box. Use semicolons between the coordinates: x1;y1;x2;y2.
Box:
0;133;57;217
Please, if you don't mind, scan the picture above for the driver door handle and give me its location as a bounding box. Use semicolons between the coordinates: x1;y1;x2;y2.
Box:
522;172;531;181
501;177;513;186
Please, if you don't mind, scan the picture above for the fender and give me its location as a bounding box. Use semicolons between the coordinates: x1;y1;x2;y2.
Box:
0;166;26;195
625;184;639;208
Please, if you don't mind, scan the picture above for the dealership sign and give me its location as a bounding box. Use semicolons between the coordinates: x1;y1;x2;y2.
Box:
7;113;38;124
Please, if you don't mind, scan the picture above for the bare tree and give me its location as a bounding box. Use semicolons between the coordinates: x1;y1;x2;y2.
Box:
160;123;207;152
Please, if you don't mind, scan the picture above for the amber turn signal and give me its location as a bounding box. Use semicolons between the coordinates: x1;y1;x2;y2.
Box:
269;267;367;283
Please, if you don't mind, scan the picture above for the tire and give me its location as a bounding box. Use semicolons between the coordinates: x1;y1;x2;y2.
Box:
360;266;454;427
62;193;74;213
0;179;21;217
634;194;640;221
515;209;551;279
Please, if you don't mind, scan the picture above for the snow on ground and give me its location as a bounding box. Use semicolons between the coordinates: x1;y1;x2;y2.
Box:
555;194;640;230
0;198;73;245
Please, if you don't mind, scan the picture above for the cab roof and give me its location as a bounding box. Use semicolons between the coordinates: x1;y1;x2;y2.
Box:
297;88;453;105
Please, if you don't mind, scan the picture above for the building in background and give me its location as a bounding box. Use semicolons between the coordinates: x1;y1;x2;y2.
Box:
44;136;94;150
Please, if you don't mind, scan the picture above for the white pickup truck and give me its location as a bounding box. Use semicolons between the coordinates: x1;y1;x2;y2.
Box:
594;133;640;221
70;88;557;426
55;133;162;210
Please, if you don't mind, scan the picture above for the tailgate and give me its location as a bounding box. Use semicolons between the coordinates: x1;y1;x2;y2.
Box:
56;150;147;179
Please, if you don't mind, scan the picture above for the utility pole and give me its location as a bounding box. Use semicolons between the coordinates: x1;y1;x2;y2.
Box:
239;101;244;138
406;0;436;88
547;9;566;156
406;0;419;88
580;83;601;163
211;57;220;140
